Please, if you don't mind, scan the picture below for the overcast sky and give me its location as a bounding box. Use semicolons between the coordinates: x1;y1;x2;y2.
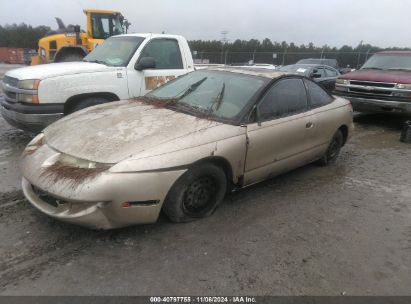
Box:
1;0;410;48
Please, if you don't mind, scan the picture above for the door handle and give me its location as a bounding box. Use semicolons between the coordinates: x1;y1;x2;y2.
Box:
306;122;314;129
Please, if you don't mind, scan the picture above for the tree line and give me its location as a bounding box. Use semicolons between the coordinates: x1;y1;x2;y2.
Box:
0;23;51;49
1;23;410;67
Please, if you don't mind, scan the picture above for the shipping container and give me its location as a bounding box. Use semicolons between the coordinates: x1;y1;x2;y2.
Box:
0;47;25;64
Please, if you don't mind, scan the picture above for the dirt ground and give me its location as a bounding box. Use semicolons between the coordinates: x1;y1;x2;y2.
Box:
0;111;410;296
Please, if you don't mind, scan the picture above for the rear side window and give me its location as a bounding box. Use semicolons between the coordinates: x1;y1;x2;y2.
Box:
325;68;338;77
314;68;326;77
140;39;183;69
304;79;334;108
258;78;308;121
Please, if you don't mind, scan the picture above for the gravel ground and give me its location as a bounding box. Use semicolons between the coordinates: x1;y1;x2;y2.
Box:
0;112;410;296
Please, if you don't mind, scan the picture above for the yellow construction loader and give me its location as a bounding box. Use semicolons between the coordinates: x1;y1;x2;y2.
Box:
31;9;130;65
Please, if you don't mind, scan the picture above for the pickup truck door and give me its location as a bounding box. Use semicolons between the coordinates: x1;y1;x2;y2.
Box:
127;37;189;97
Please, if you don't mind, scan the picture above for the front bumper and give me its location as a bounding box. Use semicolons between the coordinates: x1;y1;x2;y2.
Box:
21;144;186;229
333;92;411;115
0;96;63;132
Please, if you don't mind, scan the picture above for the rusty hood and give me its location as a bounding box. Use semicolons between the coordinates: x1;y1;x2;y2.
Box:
43;100;224;164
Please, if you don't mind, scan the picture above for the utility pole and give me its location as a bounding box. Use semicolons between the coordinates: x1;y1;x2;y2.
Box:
220;30;229;65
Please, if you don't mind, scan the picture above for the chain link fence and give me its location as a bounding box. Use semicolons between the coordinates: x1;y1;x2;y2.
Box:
193;51;376;68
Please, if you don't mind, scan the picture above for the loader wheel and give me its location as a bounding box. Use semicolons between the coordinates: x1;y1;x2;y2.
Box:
55;52;84;63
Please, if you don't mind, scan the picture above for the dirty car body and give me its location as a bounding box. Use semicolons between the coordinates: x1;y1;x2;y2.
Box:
21;68;354;229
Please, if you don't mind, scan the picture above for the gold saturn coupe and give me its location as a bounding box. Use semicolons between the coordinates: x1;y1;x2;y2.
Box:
21;68;354;229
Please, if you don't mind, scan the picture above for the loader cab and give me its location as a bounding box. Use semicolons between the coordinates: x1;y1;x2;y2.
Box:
84;9;125;42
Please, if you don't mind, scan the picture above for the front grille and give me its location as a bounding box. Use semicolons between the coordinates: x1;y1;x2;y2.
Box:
32;186;68;208
3;76;19;87
5;91;16;100
349;88;392;96
350;80;395;88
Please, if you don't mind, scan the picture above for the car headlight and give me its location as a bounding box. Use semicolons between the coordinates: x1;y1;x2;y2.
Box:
27;133;44;147
336;79;349;85
396;83;411;90
58;154;110;169
18;79;40;90
17;93;39;104
23;133;45;156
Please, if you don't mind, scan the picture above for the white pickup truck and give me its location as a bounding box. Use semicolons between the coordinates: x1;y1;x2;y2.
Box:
1;33;194;132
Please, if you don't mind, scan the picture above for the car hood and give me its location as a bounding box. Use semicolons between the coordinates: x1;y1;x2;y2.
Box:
339;69;411;84
44;100;225;164
5;62;115;80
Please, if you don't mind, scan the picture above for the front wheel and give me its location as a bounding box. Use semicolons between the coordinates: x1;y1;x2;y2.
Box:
163;163;227;223
318;130;344;166
68;97;109;114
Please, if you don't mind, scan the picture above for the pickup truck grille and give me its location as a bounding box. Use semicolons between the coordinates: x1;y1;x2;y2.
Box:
2;76;19;103
349;80;395;88
347;80;397;98
349;87;392;96
3;76;19;87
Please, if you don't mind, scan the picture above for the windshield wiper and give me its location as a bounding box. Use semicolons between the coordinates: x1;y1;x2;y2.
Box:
175;102;209;114
209;83;225;112
84;59;108;66
176;77;207;100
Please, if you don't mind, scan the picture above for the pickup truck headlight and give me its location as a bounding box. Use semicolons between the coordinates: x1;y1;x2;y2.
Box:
18;79;40;90
395;83;411;90
336;79;349;85
17;93;39;104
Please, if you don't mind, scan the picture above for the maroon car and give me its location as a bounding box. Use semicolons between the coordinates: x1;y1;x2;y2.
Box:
334;51;411;115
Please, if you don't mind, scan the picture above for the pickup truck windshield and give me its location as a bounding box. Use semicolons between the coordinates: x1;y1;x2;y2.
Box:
146;70;266;120
362;54;411;71
84;36;145;67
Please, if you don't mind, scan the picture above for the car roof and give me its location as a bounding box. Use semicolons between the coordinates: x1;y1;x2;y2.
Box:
208;67;287;79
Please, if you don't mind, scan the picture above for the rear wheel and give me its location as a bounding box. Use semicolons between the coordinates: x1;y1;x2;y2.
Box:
318;130;344;166
163;163;227;223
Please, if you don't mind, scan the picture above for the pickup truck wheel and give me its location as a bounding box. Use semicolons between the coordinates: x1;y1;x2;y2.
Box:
69;97;109;114
163;163;227;223
318;130;343;166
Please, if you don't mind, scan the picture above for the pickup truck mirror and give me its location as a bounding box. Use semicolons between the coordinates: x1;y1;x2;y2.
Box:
135;57;156;71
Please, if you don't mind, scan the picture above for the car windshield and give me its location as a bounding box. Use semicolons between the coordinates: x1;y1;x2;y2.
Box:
361;54;411;71
279;65;311;75
146;70;267;120
83;36;145;67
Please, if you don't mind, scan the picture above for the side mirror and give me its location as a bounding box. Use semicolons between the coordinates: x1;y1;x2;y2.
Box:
135;57;156;71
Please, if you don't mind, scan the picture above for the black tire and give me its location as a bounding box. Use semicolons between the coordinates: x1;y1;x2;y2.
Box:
318;130;344;166
69;97;109;114
163;163;227;223
56;53;84;62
